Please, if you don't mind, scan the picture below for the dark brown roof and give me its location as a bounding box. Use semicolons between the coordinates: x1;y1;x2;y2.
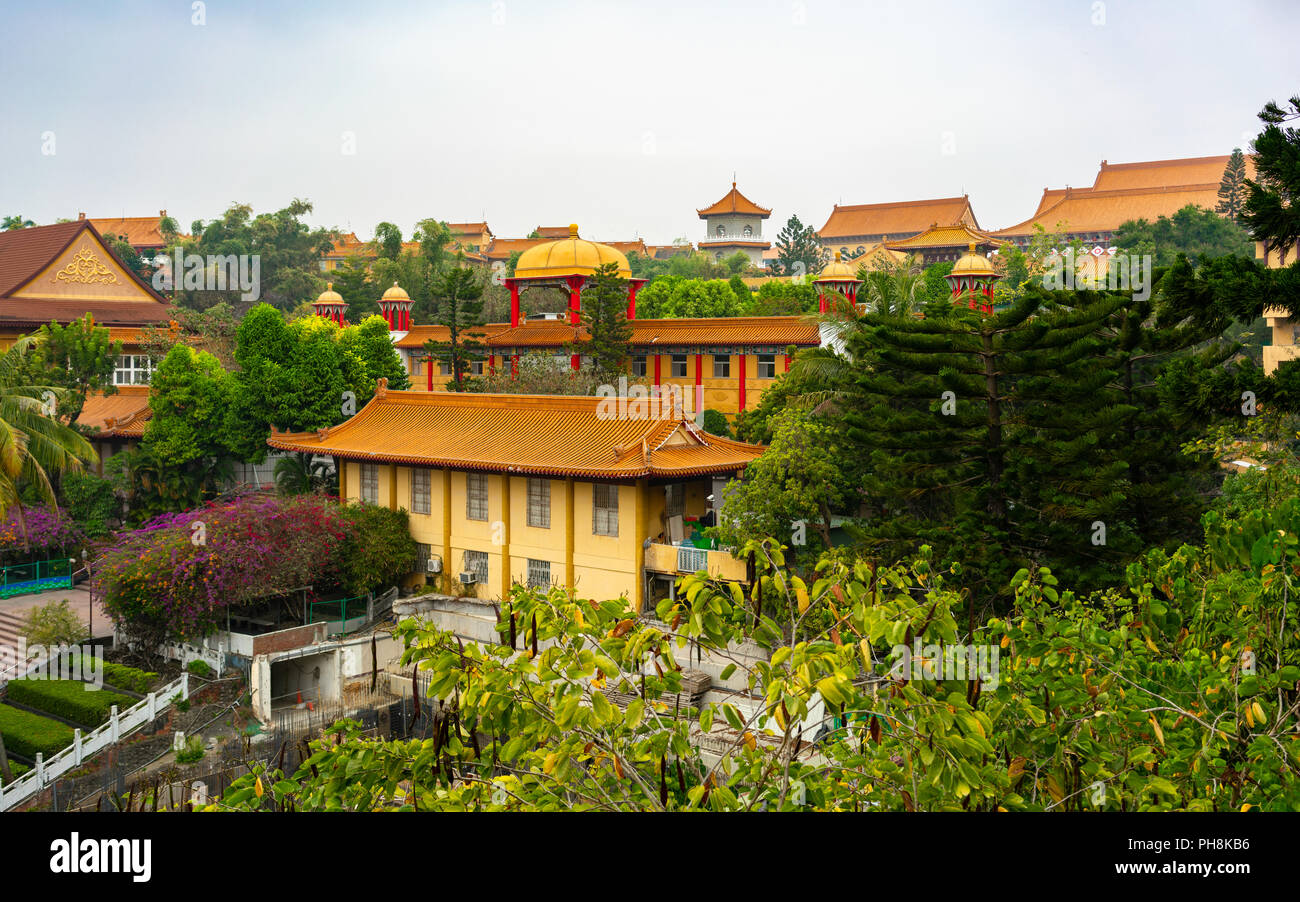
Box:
0;220;172;328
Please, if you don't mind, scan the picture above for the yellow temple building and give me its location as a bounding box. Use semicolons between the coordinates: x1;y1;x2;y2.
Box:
267;383;763;609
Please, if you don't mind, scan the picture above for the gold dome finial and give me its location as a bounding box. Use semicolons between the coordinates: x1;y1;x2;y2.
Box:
834;249;842;262
327;282;333;291
569;223;579;239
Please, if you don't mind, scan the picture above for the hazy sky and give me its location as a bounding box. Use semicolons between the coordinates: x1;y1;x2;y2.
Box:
2;0;1296;245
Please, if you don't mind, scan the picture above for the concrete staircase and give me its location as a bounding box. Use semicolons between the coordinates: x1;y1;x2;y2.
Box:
0;610;26;654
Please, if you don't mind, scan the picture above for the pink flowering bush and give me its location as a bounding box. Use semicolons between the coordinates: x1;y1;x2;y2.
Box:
93;494;414;646
0;506;87;567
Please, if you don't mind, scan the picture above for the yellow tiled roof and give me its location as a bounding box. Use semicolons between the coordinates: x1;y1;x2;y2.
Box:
392;323;512;348
267;385;765;479
885;222;1006;249
819;196;975;240
697;183;772;218
992;184;1224;237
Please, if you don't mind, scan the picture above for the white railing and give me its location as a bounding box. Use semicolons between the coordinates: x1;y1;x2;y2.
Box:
0;672;190;811
677;547;709;574
158;640;225;674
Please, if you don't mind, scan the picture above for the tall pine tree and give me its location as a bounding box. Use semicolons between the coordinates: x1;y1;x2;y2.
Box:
842;286;1130;602
1216;148;1249;223
774;214;824;278
424;256;485;391
576;262;633;381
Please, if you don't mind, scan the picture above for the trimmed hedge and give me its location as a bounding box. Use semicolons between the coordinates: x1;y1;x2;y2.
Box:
0;704;75;758
5;680;135;729
73;658;158;694
0;760;30;786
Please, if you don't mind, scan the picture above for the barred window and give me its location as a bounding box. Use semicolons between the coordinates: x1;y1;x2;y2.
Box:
665;483;684;518
466;473;488;521
464;550;489;584
631;355;647;377
526;558;551;590
593;484;619;537
757;353;777;379
411;468;431;514
712;355;730;378
360;463;379;504
670;354;688;377
414;542;432;570
527;478;551;528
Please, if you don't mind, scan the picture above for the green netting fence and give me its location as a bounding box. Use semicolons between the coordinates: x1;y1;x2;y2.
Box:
305;595;368;627
0;558;74;599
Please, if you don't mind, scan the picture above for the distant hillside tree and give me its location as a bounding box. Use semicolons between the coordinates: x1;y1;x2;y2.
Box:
774;214;823;279
1216;148;1249;222
578;262;633;381
1242;95;1300;265
424;258;485;391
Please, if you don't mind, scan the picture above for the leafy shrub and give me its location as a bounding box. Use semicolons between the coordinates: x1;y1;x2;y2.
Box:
186;660;214;679
72;658;158;693
6;679;134;729
0;705;75;758
22;600;88;647
700;409;731;438
61;471;120;538
175;736;205;765
336;504;416;597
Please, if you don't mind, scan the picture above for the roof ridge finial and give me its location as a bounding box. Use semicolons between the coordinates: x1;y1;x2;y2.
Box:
569;223;579;239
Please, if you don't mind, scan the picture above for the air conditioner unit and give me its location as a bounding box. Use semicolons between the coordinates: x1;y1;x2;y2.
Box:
425;555;442;574
459;571;478;585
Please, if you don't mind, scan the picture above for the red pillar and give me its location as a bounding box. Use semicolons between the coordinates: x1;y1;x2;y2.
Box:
627;282;640;320
426;356;433;391
694;352;703;419
571;352;580;371
489;355;496;376
511;354;519;377
653;354;661;394
818;292;828;314
737;354;746;412
508;280;520;327
567;276;583;326
784;353;791;372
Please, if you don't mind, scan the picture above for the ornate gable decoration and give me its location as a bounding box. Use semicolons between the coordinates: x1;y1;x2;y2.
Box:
53;242;119;286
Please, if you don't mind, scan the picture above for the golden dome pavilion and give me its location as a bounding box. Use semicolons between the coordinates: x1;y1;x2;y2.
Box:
514;224;633;280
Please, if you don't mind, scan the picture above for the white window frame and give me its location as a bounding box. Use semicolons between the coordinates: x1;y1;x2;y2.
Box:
712;355;730;378
113;354;155;386
757;353;777;379
631;355;647;377
670;354;688;378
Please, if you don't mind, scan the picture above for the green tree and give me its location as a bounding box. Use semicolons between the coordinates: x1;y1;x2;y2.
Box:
842;289;1131;601
373;222;404;260
424;259;485;391
339;315;411;391
0;338;96;541
1113;204;1253;266
23;314;122;424
715;406;852;562
143;345;234;468
773;214;823;279
1;215;34;230
578;262;632;381
1216;147;1249;222
1242;95;1300;265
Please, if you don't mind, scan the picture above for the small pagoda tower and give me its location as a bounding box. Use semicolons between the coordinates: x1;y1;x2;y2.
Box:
812;250;862;314
944;243;1000;314
313;283;348;325
378;282;413;332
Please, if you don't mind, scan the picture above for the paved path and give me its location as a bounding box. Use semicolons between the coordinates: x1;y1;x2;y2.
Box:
0;585;112;653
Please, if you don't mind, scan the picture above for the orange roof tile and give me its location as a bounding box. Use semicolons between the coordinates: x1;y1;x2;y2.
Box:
818;195;976;241
697;183;772;219
885;222;1006;250
267;385;765;479
86;213;170;249
1091;155;1253;191
392;322;512;348
992;184;1224;237
486;316;820;350
446;222;492;237
76;385;152;438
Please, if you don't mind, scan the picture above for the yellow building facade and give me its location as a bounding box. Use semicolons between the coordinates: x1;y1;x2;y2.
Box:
270;385;761;610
